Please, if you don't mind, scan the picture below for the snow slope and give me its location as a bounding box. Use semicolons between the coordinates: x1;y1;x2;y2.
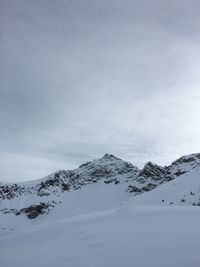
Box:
1;206;200;267
0;181;129;230
126;155;200;206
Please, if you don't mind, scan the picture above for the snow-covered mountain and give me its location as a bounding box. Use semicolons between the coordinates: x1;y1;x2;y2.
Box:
1;153;200;221
1;153;200;267
0;154;138;219
127;153;200;207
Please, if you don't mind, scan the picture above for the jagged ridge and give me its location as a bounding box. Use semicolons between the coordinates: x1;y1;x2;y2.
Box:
1;153;200;219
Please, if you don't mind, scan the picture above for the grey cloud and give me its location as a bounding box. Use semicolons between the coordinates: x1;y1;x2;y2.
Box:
1;0;200;181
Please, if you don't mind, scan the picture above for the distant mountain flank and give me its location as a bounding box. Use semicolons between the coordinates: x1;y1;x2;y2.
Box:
1;153;200;219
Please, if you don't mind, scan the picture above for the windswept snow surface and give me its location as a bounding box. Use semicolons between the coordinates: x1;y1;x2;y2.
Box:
0;206;200;267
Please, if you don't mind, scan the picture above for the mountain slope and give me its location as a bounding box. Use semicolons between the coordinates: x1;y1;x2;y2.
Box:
1;153;200;222
0;154;138;219
126;155;200;206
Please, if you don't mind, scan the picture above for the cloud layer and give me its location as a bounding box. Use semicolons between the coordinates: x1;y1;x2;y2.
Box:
1;0;200;181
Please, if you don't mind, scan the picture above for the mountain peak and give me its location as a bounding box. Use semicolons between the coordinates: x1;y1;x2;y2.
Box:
1;152;200;220
171;153;200;166
102;154;118;160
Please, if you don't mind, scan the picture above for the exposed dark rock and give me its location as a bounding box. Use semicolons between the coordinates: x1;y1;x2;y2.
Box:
61;183;70;191
141;183;157;192
192;202;200;206
20;202;51;219
174;171;186;177
127;185;143;194
0;184;26;199
172;155;197;165
90;167;111;178
104;179;115;184
127;183;157;194
102;154;118;160
138;162;166;181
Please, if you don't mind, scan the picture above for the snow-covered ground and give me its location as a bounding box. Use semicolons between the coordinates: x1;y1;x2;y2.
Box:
1;205;200;267
1;153;200;266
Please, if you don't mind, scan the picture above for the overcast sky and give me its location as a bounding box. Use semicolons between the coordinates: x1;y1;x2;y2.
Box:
1;0;200;181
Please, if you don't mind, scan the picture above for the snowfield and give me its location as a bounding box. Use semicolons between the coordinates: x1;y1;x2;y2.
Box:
1;205;200;267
